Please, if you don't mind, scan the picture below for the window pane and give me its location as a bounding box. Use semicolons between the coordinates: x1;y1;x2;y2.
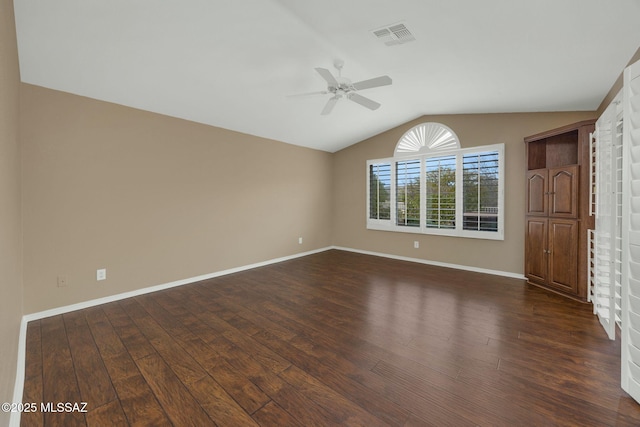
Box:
369;163;391;220
425;155;456;229
396;160;420;227
463;151;499;231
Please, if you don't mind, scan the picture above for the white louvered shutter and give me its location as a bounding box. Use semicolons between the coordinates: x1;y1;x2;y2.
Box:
591;99;618;339
621;58;640;402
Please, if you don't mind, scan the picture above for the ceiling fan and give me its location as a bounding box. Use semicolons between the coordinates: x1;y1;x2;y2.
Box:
291;59;392;115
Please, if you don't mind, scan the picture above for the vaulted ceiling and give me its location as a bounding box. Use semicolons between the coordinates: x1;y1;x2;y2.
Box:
13;0;640;152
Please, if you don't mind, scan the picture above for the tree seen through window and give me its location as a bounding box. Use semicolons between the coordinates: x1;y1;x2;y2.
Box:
426;155;456;229
462;151;499;231
396;160;420;227
369;163;391;220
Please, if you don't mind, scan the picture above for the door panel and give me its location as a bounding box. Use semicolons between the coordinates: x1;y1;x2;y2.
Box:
548;219;578;293
526;169;548;216
549;165;579;218
525;217;547;284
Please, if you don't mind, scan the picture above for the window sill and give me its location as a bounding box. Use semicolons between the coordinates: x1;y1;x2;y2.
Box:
366;222;504;241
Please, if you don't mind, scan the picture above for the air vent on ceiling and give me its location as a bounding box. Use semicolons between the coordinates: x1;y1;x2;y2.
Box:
372;23;415;46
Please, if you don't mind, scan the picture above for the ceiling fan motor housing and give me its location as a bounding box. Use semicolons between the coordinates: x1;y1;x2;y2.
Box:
330;79;354;95
308;62;392;115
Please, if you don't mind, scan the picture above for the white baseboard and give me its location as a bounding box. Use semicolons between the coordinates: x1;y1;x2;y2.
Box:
22;246;523;324
22;246;333;322
10;244;524;426
332;246;527;280
9;317;28;427
9;246;332;427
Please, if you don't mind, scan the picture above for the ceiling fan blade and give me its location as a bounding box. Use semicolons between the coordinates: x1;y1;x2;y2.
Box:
321;96;339;115
348;93;381;111
286;90;328;98
315;67;339;87
352;75;392;91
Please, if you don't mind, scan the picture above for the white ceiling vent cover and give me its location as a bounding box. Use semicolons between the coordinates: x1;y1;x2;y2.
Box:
372;23;415;46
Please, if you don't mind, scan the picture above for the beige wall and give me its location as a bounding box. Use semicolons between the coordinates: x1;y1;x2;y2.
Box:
0;0;22;423
20;84;333;313
332;112;595;276
8;19;639;420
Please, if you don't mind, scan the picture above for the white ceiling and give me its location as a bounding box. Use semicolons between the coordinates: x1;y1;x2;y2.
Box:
13;0;640;153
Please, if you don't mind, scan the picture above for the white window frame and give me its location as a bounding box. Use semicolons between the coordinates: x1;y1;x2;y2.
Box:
366;143;504;240
367;162;392;226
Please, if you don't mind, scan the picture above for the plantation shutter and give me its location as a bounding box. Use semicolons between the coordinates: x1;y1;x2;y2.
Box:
621;58;640;402
369;163;391;221
589;96;622;340
396;159;421;227
425;155;456;229
462;151;500;232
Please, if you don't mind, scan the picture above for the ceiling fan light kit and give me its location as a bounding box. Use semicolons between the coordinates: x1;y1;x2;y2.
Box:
293;59;392;115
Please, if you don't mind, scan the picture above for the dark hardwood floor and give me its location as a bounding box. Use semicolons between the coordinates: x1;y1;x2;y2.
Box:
20;249;640;426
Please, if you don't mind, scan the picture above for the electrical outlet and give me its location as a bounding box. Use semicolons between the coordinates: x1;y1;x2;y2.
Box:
97;268;107;281
57;275;68;288
414;241;419;249
298;237;303;244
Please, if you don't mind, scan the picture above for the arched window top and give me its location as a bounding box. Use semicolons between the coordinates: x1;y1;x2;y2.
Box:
394;122;461;156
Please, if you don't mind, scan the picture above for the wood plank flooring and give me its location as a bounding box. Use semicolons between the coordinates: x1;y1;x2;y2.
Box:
20;249;640;426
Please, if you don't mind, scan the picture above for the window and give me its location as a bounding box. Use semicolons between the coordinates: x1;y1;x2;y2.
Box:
368;163;391;221
366;123;504;240
396;160;420;227
425;155;456;229
462;151;499;232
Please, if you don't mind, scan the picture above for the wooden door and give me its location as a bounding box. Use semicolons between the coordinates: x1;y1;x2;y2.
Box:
525;217;547;285
526;169;548;216
548;219;578;293
549;165;579;218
